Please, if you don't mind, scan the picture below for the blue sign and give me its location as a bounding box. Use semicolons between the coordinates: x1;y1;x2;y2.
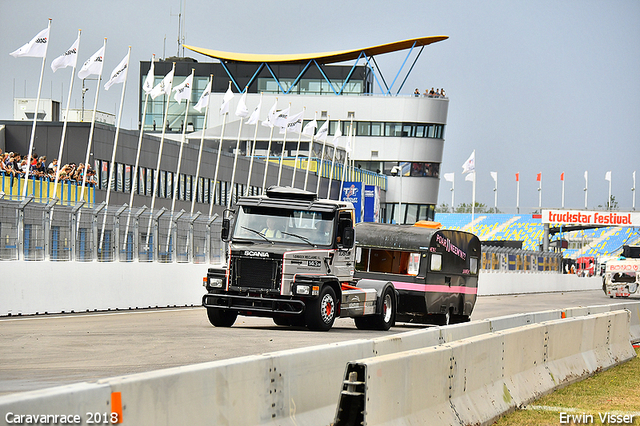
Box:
363;185;380;223
341;182;362;223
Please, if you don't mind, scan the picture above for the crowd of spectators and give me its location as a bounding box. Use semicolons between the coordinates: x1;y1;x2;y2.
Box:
414;87;446;98
0;148;97;186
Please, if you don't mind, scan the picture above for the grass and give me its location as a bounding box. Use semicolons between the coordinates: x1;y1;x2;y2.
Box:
493;347;640;425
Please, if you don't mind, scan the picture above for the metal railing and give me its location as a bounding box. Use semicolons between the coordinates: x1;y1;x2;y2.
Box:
0;198;223;264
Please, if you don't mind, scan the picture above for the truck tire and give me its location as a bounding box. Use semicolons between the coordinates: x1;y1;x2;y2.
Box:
273;316;290;326
207;307;237;327
305;286;336;331
354;287;396;331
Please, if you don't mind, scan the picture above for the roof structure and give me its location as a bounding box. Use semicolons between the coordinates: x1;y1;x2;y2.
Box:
183;36;448;96
183;36;448;64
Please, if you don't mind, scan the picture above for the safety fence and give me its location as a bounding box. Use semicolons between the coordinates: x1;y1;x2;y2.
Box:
481;245;563;273
0;303;637;426
0;198;223;264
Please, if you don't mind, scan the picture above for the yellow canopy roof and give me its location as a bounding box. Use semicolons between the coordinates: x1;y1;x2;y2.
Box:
183;36;448;64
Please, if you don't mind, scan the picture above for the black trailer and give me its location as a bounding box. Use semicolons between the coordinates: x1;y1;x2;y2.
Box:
354;222;481;325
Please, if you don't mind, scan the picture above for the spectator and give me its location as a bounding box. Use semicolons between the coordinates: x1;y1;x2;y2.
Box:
428;87;435;97
414;88;420;97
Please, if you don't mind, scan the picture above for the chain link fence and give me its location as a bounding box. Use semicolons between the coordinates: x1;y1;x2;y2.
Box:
0;198;222;263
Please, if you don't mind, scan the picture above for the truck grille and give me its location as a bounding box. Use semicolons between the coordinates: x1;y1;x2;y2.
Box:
231;256;281;290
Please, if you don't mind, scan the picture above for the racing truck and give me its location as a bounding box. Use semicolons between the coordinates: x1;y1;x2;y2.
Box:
602;246;640;298
202;186;480;331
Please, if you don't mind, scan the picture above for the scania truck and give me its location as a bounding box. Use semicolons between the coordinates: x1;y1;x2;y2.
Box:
202;186;480;331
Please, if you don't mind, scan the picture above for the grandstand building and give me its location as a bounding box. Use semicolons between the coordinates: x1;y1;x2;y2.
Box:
141;36;450;223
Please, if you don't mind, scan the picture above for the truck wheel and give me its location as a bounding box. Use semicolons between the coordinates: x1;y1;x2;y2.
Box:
372;287;396;330
306;286;336;331
354;316;373;330
206;307;237;327
273;316;290;326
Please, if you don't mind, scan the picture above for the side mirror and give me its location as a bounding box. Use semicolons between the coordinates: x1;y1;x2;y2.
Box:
342;226;354;249
221;218;230;241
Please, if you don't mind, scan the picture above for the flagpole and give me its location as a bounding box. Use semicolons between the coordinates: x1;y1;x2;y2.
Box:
262;126;274;194
277;103;291;186
339;121;353;195
584;171;588;209
451;176;455;208
561;173;565;209
53;28;81;201
79;38;107;208
124;54;155;249
209;82;232;217
471;171;476;227
303;113;317;192
22;19;52;200
538;173;542;209
291;107;306;187
516;173;520;214
100;46;131;255
146;62;176;249
228;96;246;210
165;69;194;254
245;92;262;196
633;171;636;211
191;74;213;215
316;117;329;196
326;121;340;200
608;173;612;209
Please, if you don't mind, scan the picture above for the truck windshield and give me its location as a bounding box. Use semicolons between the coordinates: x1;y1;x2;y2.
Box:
232;206;335;246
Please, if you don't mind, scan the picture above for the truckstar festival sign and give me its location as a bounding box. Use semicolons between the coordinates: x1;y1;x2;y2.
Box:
541;209;640;227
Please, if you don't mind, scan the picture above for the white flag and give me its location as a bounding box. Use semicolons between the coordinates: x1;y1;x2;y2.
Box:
284;110;304;133
51;37;79;72
193;80;211;112
235;91;249;118
302;118;317;136
490;171;498;183
78;45;105;80
605;171;611;182
173;72;193;103
315;120;329;141
462;151;475;174
150;68;174;100
246;99;262;125
261;100;278;128
332;125;342;144
104;52;129;91
220;85;234;115
142;58;155;94
443;173;454;182
584;171;588;181
465;172;475;182
345;132;352;153
272;106;291;128
10;27;50;58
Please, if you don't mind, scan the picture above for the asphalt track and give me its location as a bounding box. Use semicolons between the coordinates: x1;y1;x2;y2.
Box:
0;289;633;396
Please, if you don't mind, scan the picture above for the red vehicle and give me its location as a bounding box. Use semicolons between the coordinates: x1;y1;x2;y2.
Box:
576;256;596;277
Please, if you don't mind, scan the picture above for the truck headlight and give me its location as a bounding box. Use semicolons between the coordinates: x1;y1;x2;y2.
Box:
209;278;223;288
296;285;310;295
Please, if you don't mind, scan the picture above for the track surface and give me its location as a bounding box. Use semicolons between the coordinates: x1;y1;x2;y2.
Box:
0;289;632;396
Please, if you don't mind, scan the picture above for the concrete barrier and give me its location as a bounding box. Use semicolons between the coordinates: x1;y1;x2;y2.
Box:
477;273;602;295
1;307;637;426
0;261;207;316
0;260;609;317
333;310;635;426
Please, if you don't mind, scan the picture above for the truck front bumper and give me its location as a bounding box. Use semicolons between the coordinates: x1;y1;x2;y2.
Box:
203;293;305;316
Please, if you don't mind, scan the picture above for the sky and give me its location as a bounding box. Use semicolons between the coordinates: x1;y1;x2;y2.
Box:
1;0;638;213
